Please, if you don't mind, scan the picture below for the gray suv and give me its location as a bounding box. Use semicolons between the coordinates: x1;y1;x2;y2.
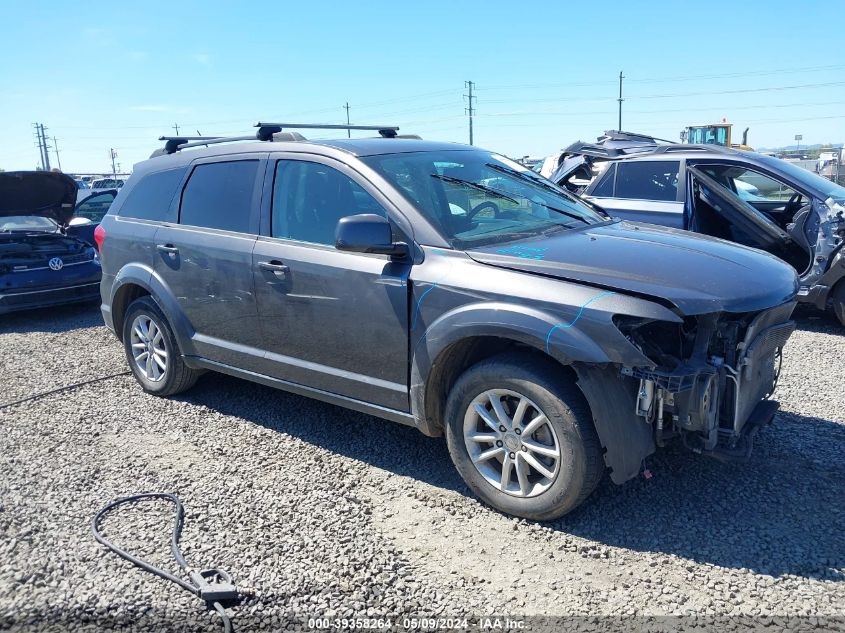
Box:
98;124;798;520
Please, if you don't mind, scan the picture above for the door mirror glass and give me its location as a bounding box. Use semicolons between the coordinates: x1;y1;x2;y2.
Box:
335;214;408;257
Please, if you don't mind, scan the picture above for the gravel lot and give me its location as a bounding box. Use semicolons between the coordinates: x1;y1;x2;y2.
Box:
1;302;843;632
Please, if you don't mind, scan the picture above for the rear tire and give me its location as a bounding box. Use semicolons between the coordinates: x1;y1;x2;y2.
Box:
122;296;200;396
444;352;603;521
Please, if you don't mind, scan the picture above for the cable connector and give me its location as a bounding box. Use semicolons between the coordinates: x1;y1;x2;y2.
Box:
190;569;239;603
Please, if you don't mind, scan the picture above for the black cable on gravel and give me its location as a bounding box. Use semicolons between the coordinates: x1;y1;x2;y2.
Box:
0;371;130;411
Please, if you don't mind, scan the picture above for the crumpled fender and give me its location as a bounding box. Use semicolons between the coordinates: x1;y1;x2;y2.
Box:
409;293;674;437
573;363;655;484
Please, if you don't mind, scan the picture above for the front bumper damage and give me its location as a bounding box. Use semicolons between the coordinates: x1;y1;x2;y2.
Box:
623;302;795;461
575;302;796;483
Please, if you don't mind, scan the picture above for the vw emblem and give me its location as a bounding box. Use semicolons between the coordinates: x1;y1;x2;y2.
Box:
48;257;64;271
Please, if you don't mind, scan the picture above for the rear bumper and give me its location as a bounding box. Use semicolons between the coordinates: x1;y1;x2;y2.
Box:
0;281;101;314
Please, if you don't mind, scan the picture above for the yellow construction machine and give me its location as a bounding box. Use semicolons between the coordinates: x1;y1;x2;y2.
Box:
682;122;753;150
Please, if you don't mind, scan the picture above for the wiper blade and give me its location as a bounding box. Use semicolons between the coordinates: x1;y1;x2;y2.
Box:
484;163;591;224
431;174;519;204
485;162;563;195
537;203;589;225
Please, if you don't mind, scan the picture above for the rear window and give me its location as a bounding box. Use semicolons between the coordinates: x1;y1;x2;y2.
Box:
179;161;259;233
615;160;679;202
117;168;186;222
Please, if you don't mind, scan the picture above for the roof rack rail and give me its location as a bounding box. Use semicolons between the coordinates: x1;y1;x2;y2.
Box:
254;122;400;138
152;122;404;157
157;135;226;154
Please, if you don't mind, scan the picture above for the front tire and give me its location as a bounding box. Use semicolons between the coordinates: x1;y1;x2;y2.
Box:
122;296;200;396
444;353;604;521
831;280;845;327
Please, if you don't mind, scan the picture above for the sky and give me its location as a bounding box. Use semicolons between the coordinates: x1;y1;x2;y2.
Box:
1;0;843;174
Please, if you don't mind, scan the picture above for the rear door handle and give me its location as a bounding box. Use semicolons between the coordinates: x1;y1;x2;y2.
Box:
258;260;290;278
156;243;179;254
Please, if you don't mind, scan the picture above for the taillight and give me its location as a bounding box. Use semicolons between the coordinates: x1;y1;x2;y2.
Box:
94;224;106;251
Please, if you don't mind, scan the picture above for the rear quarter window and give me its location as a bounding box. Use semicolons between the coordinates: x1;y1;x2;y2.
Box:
116;168;186;222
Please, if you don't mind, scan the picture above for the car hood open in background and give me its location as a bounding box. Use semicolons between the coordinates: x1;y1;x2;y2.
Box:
0;171;78;226
466;221;798;315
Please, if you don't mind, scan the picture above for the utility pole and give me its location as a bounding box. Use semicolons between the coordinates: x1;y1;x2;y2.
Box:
33;123;46;170
464;80;476;145
53;136;62;171
617;71;624;131
343;102;351;138
109;148;118;177
173;123;180;135
39;124;51;171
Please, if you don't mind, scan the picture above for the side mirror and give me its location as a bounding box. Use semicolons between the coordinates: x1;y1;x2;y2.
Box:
335;214;409;258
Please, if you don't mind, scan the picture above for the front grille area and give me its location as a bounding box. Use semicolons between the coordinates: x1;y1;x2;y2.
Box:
731;318;796;433
622;301;797;450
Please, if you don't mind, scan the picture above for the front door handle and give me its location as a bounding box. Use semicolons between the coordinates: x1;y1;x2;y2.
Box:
258;260;290;278
156;243;179;254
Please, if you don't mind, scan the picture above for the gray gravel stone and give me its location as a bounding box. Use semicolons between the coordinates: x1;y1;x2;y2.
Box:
0;303;843;632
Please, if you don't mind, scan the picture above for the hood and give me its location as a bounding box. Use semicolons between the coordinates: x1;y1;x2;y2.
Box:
0;171;78;226
466;220;798;315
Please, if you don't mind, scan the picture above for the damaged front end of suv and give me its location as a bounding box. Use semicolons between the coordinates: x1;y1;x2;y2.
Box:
616;303;795;462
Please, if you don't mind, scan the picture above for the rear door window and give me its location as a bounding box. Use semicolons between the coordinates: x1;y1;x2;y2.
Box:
117;168;186;222
180;161;259;233
615;160;680;201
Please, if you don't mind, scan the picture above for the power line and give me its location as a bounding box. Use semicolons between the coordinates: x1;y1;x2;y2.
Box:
634;80;845;100
482;80;845;105
470;99;845;121
479;63;845;91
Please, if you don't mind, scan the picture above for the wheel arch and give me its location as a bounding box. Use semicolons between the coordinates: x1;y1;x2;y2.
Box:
410;302;611;437
109;263;194;352
410;302;656;483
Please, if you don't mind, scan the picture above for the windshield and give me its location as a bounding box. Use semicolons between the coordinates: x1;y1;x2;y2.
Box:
363;150;605;248
754;154;845;202
687;126;729;145
0;216;58;232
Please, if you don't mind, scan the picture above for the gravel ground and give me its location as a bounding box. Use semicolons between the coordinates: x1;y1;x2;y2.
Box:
0;302;843;632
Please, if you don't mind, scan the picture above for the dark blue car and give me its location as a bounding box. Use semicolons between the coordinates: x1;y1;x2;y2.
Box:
0;171;114;314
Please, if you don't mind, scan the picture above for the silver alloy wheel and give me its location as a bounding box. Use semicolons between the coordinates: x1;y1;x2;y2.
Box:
463;388;561;498
129;314;168;382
